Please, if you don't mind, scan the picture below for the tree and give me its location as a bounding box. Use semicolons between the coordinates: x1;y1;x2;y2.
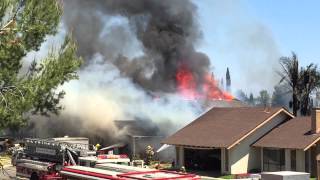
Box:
278;52;300;116
226;67;231;92
235;89;248;102
316;91;320;107
249;93;255;106
0;0;81;130
299;64;320;115
257;90;270;107
278;52;320;116
272;84;291;109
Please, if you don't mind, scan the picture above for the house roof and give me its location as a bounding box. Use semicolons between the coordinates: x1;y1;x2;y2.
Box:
163;107;292;149
201;99;248;108
253;117;320;151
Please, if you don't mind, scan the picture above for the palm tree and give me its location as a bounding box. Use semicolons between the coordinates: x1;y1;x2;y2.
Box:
278;52;320;116
299;64;320;115
278;52;300;116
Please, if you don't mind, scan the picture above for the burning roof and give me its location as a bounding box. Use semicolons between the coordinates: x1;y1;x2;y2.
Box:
176;64;233;100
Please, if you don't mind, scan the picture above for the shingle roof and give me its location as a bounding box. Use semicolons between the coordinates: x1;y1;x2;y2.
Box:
163;107;291;148
253;117;320;150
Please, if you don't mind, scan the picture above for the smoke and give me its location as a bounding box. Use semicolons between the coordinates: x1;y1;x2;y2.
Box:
23;54;201;143
18;0;236;144
20;0;209;142
195;0;281;94
63;0;211;92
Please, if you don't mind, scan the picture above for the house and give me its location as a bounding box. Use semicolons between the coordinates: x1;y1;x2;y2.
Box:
162;107;320;176
113;120;174;161
253;114;320;177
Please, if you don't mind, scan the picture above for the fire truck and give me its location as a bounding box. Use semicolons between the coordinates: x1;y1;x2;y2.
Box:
14;137;96;180
60;165;200;180
78;154;131;167
13;137;200;180
60;166;200;180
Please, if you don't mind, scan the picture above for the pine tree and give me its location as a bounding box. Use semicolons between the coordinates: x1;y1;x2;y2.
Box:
0;0;81;130
226;67;231;92
249;93;255;106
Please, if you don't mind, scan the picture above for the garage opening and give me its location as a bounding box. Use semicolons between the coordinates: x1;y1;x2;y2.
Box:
184;148;221;172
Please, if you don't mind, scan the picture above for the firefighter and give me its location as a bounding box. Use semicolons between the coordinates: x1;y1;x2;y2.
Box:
155;163;161;169
95;143;101;150
171;160;175;168
145;145;154;165
94;143;101;156
180;166;186;173
4;139;13;151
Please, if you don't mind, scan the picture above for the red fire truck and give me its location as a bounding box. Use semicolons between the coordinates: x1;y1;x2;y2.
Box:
14;137;95;180
60;165;200;180
14;137;200;180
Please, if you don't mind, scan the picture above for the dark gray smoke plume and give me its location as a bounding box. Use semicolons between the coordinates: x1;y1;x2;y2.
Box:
63;0;210;92
15;0;214;145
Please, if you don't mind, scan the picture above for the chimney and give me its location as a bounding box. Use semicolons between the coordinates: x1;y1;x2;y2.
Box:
311;108;320;134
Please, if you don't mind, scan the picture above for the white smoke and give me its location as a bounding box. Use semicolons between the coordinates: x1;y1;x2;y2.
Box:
59;54;200;137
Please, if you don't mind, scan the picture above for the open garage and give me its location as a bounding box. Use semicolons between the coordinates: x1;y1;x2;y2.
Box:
184;148;221;172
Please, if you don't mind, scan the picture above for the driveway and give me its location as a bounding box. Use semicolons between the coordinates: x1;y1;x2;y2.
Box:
0;165;16;179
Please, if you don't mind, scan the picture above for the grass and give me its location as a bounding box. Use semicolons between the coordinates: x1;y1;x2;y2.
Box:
0;154;11;166
218;174;236;179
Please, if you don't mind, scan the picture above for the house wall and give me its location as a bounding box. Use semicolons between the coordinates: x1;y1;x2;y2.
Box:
296;149;306;172
176;146;184;168
285;149;291;171
229;112;289;174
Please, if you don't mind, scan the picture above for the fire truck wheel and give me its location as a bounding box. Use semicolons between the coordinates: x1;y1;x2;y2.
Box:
30;172;39;180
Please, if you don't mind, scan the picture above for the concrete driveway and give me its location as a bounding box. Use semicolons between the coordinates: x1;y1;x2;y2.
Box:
0;165;16;179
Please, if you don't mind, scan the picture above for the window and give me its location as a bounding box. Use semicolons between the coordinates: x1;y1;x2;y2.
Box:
291;150;296;171
263;148;285;171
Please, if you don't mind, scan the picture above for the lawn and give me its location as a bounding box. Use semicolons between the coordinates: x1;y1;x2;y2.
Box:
218;175;236;179
0;154;11;166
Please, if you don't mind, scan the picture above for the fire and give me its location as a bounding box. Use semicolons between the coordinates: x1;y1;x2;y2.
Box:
176;65;233;101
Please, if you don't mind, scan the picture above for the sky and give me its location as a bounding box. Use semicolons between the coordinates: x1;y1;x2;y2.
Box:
193;0;320;95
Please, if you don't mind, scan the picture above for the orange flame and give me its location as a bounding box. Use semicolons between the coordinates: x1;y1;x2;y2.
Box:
176;65;233;101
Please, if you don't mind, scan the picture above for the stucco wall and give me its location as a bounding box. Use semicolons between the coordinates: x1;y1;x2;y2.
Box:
229;112;289;174
296;149;305;172
176;146;184;168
